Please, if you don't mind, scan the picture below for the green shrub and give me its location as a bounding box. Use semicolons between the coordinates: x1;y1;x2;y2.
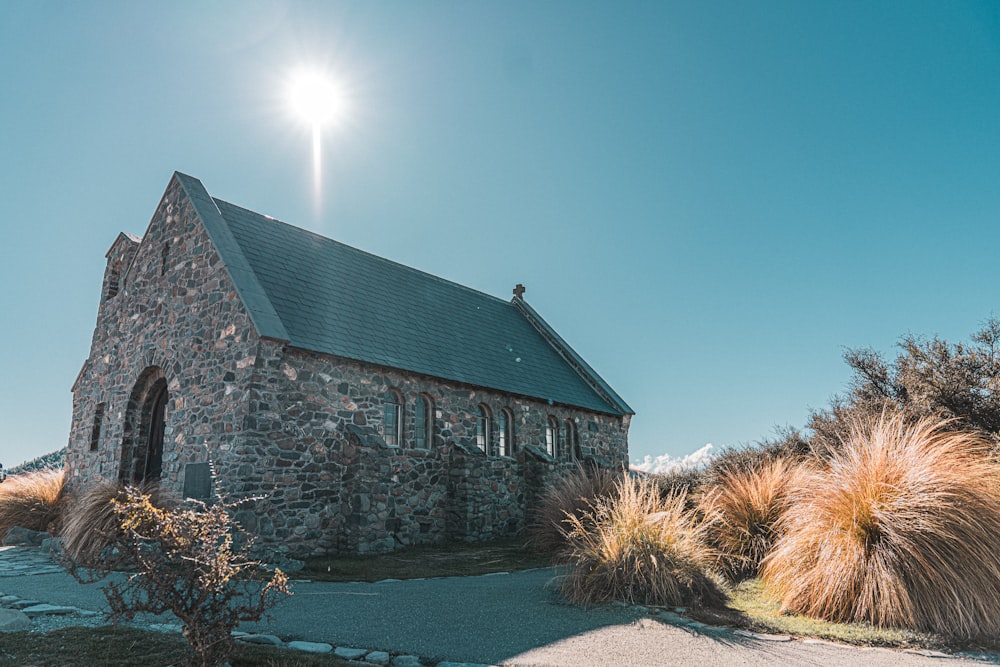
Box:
558;476;724;608
700;457;803;582
0;467;68;538
528;462;622;555
762;412;1000;639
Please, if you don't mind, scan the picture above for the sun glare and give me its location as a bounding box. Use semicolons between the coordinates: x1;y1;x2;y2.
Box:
286;67;348;217
289;69;344;127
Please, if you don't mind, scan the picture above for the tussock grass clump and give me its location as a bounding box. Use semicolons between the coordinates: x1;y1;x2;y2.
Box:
700;457;803;582
529;463;622;555
0;467;68;538
559;476;725;608
761;413;1000;639
61;480;174;565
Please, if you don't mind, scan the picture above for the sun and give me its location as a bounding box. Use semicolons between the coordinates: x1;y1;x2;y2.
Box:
288;68;345;127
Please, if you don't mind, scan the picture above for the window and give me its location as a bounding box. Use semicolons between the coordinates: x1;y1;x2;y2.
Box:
383;390;403;446
89;403;106;452
498;408;515;457
476;404;492;454
414;394;434;449
105;259;122;301
160;242;170;276
565;419;580;461
546;416;558;458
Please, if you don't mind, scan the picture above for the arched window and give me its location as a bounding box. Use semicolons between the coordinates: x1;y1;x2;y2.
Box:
383;389;403;446
565;419;580;461
546;416;558;458
414;394;434;449
476;404;492;454
498;408;515;457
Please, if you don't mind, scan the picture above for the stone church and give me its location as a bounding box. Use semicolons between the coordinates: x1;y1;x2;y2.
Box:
67;172;633;556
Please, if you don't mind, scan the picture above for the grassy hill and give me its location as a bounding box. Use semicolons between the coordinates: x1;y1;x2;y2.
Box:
10;448;66;474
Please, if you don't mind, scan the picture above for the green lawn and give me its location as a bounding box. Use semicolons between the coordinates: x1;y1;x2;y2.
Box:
689;579;947;650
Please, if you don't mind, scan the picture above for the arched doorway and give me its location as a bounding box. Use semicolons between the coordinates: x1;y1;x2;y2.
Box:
119;367;169;485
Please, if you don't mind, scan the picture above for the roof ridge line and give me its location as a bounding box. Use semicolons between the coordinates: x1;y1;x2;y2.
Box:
175;174;290;342
512;298;633;415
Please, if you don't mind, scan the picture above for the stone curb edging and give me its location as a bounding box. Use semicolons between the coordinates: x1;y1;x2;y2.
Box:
0;591;98;624
229;630;495;667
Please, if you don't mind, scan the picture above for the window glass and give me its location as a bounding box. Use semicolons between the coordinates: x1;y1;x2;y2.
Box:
546;417;557;458
498;409;515;457
476;405;491;454
414;395;433;449
566;419;579;461
383;390;402;446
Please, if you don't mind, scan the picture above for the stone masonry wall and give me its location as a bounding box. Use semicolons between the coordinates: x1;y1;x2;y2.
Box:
67;176;261;494
220;344;630;557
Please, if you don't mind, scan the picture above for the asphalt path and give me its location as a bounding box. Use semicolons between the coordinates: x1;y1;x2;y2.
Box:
2;563;997;666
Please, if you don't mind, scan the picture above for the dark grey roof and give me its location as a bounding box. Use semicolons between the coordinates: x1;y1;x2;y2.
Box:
175;172;631;416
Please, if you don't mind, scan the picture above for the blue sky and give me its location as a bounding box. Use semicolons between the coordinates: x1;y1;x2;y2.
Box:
2;1;1000;468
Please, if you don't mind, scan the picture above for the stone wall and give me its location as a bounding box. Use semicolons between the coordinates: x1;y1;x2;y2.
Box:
67;177;261;493
219;345;629;556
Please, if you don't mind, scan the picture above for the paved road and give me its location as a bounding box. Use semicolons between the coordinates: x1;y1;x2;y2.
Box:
1;547;997;666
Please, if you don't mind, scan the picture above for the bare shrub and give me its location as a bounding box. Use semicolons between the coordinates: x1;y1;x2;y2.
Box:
68;486;289;667
559;476;725;608
700;457;804;582
0;467;68;538
528;462;622;555
809;318;1000;456
761;412;1000;639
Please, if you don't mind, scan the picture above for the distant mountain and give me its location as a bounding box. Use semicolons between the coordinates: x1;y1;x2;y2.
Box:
9;448;67;475
631;443;716;475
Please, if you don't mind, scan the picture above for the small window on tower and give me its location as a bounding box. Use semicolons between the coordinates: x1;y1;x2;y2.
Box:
89;403;106;452
105;259;122;300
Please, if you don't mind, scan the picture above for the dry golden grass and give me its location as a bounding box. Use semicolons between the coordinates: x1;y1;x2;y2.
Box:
761;412;1000;639
528;462;622;555
559;475;725;608
0;467;68;538
700;457;803;582
61;479;174;565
